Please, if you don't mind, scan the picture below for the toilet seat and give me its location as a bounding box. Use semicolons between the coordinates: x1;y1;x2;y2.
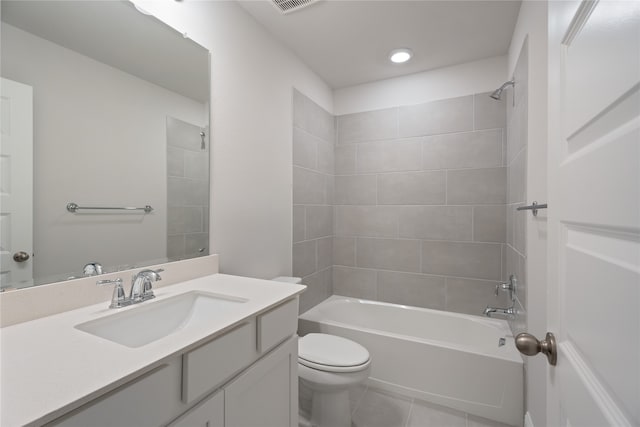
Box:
298;333;370;373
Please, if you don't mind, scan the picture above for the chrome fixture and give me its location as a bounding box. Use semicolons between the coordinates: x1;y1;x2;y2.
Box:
83;262;103;276
67;202;153;213
516;201;548;217
495;274;517;302
483;306;516;318
130;269;163;303
13;251;30;263
489;80;515;100
96;268;163;309
515;332;557;366
200;131;206;150
97;278;129;309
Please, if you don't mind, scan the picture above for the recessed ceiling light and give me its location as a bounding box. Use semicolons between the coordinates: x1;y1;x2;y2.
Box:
389;48;413;64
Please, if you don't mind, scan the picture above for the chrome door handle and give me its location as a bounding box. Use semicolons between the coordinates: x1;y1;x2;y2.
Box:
13;251;30;262
515;332;557;366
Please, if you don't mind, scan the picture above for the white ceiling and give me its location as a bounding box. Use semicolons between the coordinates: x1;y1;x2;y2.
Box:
1;1;209;102
238;0;521;89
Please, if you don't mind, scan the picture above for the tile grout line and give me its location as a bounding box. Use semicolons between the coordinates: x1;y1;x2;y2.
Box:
501;243;505;282
471;206;475;241
332;264;505;284
337;126;508;145
445;170;449;205
303;205;307;241
501;128;506;167
332;203;508;207
472;93;476;131
334;164;505;177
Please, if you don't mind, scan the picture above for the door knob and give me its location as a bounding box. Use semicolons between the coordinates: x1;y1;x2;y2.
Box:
13;251;30;262
515;332;557;366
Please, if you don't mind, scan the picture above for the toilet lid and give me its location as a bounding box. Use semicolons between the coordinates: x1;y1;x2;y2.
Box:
298;333;370;372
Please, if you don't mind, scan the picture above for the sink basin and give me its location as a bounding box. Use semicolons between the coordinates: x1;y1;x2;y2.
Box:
75;291;248;348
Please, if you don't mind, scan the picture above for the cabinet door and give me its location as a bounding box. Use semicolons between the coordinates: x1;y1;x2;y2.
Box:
169;390;223;427
225;336;298;427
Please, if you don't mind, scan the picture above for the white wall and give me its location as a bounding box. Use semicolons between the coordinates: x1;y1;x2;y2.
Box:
507;2;549;425
133;0;334;279
334;55;507;115
1;24;205;281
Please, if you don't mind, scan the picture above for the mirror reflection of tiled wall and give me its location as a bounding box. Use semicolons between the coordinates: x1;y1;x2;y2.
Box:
167;117;210;261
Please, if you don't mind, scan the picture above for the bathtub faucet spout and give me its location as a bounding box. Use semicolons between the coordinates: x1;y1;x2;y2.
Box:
483;306;516;318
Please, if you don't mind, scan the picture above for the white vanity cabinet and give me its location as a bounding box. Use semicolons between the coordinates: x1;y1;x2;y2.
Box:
225;336;298;427
169;391;224;427
47;359;185;427
48;298;299;427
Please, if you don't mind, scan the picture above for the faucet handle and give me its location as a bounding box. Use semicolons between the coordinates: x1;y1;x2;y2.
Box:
495;274;517;301
97;278;130;309
131;269;163;302
143;269;163;299
139;268;164;280
97;278;123;287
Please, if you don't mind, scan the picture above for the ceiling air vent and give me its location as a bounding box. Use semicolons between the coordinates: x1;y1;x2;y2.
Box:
271;0;319;15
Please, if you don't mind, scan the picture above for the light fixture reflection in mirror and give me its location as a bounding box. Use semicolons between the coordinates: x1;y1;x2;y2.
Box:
0;0;210;291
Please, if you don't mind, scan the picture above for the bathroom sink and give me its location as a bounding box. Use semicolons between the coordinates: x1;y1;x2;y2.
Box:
75;291;248;348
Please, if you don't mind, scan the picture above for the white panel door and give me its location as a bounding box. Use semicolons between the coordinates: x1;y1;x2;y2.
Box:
547;1;640;426
0;78;33;288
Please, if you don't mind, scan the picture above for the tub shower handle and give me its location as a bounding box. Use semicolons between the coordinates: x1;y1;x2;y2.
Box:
495;275;517;301
515;332;557;366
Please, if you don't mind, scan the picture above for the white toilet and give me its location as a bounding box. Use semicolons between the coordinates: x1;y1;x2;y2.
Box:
298;333;371;427
271;277;371;427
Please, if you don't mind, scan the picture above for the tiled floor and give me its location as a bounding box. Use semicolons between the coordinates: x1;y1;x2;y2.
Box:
348;385;514;427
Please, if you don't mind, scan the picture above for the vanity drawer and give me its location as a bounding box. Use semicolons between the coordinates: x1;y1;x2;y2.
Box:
182;320;257;404
257;298;298;353
50;359;183;427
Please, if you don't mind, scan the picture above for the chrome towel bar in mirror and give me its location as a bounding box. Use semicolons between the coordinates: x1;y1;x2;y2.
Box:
66;203;154;213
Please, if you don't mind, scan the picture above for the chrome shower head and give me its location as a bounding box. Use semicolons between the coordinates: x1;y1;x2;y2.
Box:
490;80;515;100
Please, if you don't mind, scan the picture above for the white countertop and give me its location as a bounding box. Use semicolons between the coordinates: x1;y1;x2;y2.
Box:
0;274;305;427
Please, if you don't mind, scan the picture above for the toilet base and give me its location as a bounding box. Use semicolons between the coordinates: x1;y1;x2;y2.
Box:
309;388;351;427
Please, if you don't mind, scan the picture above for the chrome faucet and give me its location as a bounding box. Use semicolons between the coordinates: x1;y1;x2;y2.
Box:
96;268;163;309
83;262;103;276
97;278;130;309
483;274;518;318
483;306;516;318
130;269;163;302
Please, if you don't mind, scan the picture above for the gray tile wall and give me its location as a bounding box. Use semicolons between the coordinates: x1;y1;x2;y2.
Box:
292;89;335;313
506;42;529;335
334;93;509;316
167;117;210;261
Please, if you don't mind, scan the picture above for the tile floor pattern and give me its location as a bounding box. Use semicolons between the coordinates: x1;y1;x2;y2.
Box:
348;385;514;427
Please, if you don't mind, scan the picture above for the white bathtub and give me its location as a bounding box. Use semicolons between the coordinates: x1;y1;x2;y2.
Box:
298;295;523;427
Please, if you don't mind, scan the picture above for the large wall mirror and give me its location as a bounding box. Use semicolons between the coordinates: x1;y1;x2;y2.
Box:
0;1;210;290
